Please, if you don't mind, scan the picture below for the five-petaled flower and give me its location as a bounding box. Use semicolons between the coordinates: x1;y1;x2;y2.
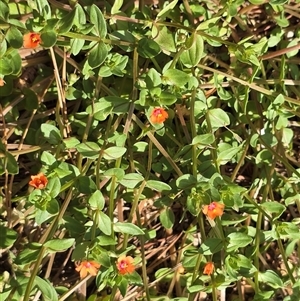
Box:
75;260;100;279
29;173;48;189
202;201;224;220
150;107;168;124
23;32;41;48
117;256;135;275
203;262;214;275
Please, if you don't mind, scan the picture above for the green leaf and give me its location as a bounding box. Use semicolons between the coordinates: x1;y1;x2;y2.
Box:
146;180;171;191
15;243;42;265
156;0;179;19
40;31;57;47
180;33;204;67
0;1;9;21
35;277;58;301
47;177;61;198
110;30;136;52
119;173;144;188
63;137;80;148
270;0;288;4
89;4;107;38
114;222;145;235
35;0;51;19
163;69;190;87
0;225;17;248
153;25;176;53
248;0;265;3
44;238;75;252
160;207;174;229
6;26;23;48
7;49;22;75
217;146;241;165
207;108;230;130
159;91;177;105
88;41;108;68
39;124;62;144
198;238;224;255
104;168;125;181
24;88;39;110
56;6;78;33
261;202;286;220
0;57;13;75
176;174;197;189
258;270;283;289
285;194;300;206
103;146;126;160
276;222;300;239
76;176;97;194
137;38;161;58
70;38;85;56
0;38;7;57
76;142;100;159
96;235;117;246
118;277;128;297
226;232;252;252
98;211;112;235
89;190;105;211
256;149;273;166
145;68;161;88
86;96;129;120
41;151;57;166
35;199;60;225
111;0;123;14
192;134;215;146
225;254;257;279
0;151;19;175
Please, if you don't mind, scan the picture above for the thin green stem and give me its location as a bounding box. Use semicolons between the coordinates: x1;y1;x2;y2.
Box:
205;111;220;174
188;253;203;301
276;234;295;284
254;209;262;293
23;246;47;301
136;209;151;301
211;273;218;301
190;88;198;177
121;140;152;251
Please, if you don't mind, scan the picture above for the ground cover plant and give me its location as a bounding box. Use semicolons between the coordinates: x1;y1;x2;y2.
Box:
1;0;300;300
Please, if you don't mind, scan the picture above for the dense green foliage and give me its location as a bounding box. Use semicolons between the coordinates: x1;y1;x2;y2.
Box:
1;0;300;300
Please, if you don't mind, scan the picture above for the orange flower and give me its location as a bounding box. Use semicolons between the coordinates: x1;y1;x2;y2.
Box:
150;107;168;124
75;260;100;279
23;32;41;48
202;201;224;220
203;262;214;275
0;78;5;87
29;173;48;189
117;256;135;275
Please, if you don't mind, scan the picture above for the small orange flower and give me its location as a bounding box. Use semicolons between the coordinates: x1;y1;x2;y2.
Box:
23;32;41;48
75;260;100;279
150;107;168;124
0;78;5;87
29;173;48;189
202;201;224;220
117;256;135;275
203;262;214;275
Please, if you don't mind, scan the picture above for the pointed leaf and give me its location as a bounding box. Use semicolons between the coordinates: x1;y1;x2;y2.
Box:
114;222;144;235
89;4;107;38
88;41;108;68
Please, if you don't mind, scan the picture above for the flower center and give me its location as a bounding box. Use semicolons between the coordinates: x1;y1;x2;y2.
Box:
208;202;216;211
85;262;91;268
120;260;127;269
154;109;162;116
